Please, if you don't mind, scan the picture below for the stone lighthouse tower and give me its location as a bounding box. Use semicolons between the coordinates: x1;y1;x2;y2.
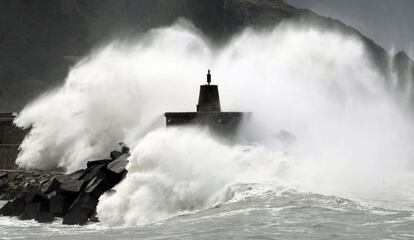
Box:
164;70;248;136
197;70;221;112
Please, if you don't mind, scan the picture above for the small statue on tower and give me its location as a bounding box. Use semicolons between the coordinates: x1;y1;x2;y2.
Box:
207;69;211;85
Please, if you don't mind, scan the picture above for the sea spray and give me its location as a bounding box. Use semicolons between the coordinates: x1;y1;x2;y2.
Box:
14;21;211;171
97;127;286;225
14;20;414;225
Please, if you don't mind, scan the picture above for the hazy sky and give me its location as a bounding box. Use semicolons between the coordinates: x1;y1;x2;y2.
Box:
288;0;414;57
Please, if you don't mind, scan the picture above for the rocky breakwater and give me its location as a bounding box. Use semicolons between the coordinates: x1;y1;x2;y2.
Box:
0;170;61;200
0;148;129;225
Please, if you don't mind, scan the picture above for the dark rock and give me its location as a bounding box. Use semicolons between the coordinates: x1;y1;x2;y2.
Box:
107;154;128;174
62;206;92;225
24;190;48;204
70;193;98;211
110;151;123;160
0;197;25;216
39;178;51;188
65;169;86;181
20;182;29;190
81;164;107;182
0;172;7;180
63;194;98;225
18;202;42;220
109;168;128;184
18;191;50;220
49;193;70;216
41;178;61;194
87;159;112;168
54;175;68;184
54;170;85;184
85;177;110;198
35;212;55;223
59;179;85;193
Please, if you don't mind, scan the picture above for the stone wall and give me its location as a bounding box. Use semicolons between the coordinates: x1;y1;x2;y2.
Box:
0;113;27;169
0;145;19;169
0;118;27;144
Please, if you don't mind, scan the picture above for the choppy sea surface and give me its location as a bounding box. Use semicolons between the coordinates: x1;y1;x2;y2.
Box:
1;184;413;240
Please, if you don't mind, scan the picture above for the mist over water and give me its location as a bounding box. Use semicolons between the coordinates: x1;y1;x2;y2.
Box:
14;20;414;226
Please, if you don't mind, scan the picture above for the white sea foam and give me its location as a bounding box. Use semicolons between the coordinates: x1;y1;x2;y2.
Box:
14;20;414;226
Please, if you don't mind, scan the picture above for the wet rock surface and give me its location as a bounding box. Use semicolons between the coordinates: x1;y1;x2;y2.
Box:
0;149;129;225
0;170;60;200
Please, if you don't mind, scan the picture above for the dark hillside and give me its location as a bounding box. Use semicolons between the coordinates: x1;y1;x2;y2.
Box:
0;0;412;110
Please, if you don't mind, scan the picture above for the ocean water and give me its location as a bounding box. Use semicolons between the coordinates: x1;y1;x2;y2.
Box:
1;184;414;240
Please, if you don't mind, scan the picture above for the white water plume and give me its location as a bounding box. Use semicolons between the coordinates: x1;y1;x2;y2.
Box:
97;127;286;225
14;20;414;225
